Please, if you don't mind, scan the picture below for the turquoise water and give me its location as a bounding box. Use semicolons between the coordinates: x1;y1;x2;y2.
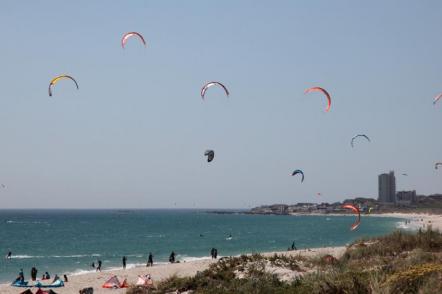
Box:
0;209;401;283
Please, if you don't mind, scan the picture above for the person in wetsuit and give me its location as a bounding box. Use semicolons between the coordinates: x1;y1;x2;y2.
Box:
147;252;153;267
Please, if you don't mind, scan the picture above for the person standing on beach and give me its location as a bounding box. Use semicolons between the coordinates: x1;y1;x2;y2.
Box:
96;260;102;272
169;251;176;263
91;261;95;269
147;252;153;267
210;248;215;259
214;248;218;259
31;267;38;281
122;256;127;269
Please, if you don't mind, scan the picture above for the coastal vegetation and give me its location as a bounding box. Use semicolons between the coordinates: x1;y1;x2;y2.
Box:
128;228;442;293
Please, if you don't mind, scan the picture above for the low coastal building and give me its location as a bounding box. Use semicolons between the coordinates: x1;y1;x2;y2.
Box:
396;190;417;206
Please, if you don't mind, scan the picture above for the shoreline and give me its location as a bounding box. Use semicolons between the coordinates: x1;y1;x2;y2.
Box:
0;246;346;294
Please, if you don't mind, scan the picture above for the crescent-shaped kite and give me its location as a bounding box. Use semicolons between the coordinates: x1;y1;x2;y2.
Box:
48;75;79;97
201;82;229;100
304;87;331;112
121;32;146;49
351;134;371;148
434;93;442;105
291;169;304;183
342;204;361;231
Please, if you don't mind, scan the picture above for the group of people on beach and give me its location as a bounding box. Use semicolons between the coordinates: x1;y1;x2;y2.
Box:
13;267;66;284
91;260;102;271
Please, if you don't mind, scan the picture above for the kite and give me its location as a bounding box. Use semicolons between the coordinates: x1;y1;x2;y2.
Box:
342;204;361;231
434;93;442;105
304;87;331;112
351;134;371;148
204;150;215;162
291;169;304;183
48;75;79;97
436;163;442;170
201;82;229;100
121;32;146;48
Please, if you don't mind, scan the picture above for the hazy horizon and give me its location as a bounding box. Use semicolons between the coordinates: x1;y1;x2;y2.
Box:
1;1;441;208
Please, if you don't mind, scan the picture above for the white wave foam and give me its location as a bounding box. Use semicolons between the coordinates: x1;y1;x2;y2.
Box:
11;253;101;259
179;255;212;263
6;220;48;224
395;221;421;231
12;255;44;259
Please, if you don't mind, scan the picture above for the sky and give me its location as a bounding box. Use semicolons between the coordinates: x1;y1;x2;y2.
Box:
0;1;441;208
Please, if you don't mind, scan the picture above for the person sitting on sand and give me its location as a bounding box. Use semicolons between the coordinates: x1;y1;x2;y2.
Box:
14;269;24;283
52;274;60;283
169;251;176;263
42;272;50;280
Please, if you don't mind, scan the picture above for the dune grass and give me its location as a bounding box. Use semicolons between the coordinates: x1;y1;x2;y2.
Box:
128;227;442;293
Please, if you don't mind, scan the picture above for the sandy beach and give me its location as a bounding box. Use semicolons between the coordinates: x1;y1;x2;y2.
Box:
2;212;440;294
0;246;345;294
370;212;442;231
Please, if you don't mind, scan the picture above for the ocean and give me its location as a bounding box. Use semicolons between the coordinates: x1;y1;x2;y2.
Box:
0;209;403;283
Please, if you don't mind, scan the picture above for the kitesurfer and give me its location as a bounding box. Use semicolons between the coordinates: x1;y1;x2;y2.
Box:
6;251;11;259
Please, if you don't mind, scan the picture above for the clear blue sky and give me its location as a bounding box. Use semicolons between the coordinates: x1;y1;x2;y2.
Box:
0;1;441;208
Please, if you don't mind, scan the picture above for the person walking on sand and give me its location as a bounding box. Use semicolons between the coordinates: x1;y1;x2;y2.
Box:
147;252;153;267
122;256;127;269
291;241;297;251
96;260;102;272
